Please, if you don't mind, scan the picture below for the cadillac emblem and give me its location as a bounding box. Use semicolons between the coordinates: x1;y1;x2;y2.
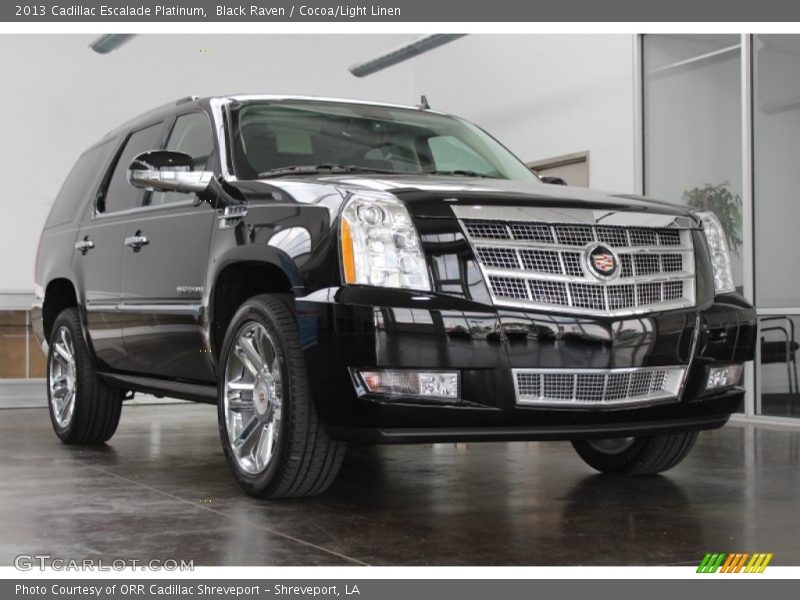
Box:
588;245;618;277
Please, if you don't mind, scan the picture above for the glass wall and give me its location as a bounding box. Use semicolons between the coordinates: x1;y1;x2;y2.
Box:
754;35;800;418
643;35;745;292
644;34;800;421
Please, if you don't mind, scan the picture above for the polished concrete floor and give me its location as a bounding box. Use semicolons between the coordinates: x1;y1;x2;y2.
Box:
1;403;799;566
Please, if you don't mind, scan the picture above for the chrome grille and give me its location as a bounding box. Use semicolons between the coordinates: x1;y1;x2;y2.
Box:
488;276;528;299
464;221;509;240
519;249;562;273
455;206;696;317
514;367;686;407
509;222;552;242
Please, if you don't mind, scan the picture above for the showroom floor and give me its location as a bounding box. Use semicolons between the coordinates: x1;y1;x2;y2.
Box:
0;403;798;566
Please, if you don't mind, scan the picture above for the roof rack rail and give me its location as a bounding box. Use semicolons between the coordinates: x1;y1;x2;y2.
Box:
175;96;199;105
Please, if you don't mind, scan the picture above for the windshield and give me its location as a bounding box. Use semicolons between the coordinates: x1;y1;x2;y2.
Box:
229;99;539;181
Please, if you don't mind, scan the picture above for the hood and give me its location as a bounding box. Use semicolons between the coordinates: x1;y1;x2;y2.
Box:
228;174;698;222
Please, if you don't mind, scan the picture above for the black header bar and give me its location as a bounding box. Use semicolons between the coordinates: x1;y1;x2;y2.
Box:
3;0;800;22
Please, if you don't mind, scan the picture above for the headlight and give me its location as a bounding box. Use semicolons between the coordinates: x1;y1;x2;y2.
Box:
696;211;735;294
340;191;431;291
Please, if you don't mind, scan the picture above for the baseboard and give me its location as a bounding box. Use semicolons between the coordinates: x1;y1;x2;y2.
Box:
0;379;45;409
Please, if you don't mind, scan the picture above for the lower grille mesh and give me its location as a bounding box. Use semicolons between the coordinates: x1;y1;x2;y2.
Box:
514;367;685;407
486;277;690;311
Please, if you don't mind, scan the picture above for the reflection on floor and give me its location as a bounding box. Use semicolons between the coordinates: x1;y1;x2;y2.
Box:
0;404;798;566
761;393;800;418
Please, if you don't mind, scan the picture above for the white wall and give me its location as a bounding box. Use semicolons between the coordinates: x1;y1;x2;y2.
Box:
0;34;416;294
408;35;638;193
0;34;637;296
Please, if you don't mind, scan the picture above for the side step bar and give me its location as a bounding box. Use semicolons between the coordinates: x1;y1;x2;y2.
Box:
99;372;217;404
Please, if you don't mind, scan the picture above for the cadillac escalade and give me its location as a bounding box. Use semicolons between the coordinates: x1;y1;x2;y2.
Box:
32;95;757;498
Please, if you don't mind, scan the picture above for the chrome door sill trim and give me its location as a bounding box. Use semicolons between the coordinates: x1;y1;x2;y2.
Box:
85;303;204;317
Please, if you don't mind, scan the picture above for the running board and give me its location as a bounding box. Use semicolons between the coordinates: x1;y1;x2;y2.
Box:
98;372;217;404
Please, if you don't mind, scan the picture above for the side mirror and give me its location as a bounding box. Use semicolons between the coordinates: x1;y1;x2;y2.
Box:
127;150;213;194
540;175;568;186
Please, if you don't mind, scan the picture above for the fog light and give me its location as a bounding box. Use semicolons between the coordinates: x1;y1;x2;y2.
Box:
357;370;459;398
706;364;744;390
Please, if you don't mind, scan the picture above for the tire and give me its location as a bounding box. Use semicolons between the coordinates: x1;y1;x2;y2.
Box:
571;431;698;475
217;294;346;499
47;308;123;444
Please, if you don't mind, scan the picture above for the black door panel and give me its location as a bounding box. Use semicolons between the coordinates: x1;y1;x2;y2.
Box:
120;202;216;381
74;216;129;370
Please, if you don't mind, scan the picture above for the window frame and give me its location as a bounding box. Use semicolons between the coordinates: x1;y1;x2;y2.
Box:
92;120;172;219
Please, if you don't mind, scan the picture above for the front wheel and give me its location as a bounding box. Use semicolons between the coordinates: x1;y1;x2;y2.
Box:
571;431;698;475
217;294;346;499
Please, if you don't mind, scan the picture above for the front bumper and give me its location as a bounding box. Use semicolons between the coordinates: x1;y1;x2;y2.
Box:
297;288;756;443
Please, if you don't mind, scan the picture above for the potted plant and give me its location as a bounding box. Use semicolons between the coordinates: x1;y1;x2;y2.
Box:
683;182;743;257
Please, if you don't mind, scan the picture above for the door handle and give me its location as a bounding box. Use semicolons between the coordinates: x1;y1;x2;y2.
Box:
124;232;149;251
74;237;94;255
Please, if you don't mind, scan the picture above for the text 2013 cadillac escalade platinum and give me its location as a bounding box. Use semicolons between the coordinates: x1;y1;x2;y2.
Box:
32;95;756;498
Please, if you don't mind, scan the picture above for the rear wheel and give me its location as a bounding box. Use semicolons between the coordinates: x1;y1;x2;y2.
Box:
47;308;123;444
217;294;346;498
571;431;698;475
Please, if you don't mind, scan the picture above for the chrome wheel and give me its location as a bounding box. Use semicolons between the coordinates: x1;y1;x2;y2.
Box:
586;437;636;455
223;321;283;475
49;325;77;429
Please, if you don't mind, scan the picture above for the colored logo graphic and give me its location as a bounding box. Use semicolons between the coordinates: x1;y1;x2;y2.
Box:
697;552;773;573
588;245;618;276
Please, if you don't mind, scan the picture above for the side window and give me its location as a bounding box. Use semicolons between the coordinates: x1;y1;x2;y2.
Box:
428;135;497;175
46;140;113;228
150;112;215;206
100;122;164;214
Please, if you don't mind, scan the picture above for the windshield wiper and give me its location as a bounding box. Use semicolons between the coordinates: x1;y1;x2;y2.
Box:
424;169;498;179
257;164;403;178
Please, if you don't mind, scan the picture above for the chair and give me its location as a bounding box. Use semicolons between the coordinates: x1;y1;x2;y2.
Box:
760;316;800;394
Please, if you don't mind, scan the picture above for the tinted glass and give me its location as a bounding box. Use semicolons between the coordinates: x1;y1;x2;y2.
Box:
231;100;537;181
753;36;800;419
429;136;497;174
46;140;113;227
150;112;215;206
643;35;743;291
101;122;164;213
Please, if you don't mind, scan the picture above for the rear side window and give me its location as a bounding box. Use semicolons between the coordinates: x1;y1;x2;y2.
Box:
100;122;164;214
150;112;215;206
46;140;113;228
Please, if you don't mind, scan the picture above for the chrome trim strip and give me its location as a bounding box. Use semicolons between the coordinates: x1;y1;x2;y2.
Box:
476;265;694;285
210;97;234;180
471;238;694;252
84;304;117;312
452;205;698;229
92;198;198;221
512;366;686;408
475;293;694;318
679;315;703;401
85;303;203;317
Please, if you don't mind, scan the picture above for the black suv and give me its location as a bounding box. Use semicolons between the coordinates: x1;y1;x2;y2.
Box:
33;95;756;498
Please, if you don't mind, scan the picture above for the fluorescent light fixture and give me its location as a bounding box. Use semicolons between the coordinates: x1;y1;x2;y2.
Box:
349;34;466;78
357;370;459;399
90;34;136;54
